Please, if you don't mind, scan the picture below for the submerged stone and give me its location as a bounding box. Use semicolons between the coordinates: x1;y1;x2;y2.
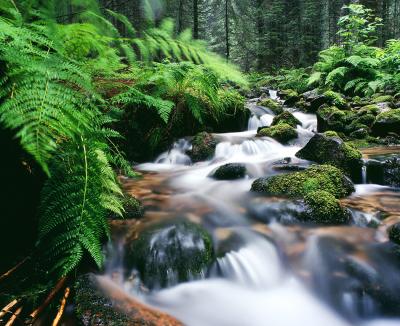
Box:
124;219;214;289
295;133;363;176
251;164;355;199
211;163;247;180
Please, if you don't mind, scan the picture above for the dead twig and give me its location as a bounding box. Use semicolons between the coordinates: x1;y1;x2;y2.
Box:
52;287;70;326
0;257;29;284
0;299;20;319
4;306;23;326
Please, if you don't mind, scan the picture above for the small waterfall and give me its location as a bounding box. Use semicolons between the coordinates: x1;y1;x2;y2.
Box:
154;139;192;165
247;113;274;131
269;89;278;100
362;164;368;184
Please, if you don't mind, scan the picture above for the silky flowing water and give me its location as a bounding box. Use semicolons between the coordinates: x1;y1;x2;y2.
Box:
101;91;400;326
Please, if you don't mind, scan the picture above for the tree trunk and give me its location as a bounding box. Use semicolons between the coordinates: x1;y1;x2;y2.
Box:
225;0;230;60
193;0;199;39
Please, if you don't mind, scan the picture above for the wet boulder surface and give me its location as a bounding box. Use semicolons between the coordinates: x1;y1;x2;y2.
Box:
211;163;247;180
187;132;218;162
124;219;214;289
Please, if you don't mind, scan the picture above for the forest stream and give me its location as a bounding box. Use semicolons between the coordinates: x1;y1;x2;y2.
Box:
91;91;400;326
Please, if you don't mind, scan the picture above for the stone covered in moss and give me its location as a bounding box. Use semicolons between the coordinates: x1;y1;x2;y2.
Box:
257;98;284;114
372;95;394;104
271;111;301;128
188;132;218;162
295;133;362;175
388;223;400;245
372;109;400;136
317;106;348;133
323;90;348;109
280;89;300;106
301;191;351;225
358;104;380;116
323;131;340;138
257;123;298;143
123;195;144;219
350;128;369;139
124;219;214;289
251;164;355;199
212;163;247;180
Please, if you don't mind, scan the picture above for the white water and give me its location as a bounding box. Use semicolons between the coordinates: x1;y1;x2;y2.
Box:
105;93;400;326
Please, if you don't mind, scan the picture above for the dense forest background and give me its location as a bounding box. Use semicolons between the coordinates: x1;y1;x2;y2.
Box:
56;0;400;70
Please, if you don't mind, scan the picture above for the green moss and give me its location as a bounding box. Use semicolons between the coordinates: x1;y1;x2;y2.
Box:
375;109;400;121
257;98;284;114
251;164;355;199
372;109;400;136
272;111;301;128
323;90;347;109
372;95;394;103
323;131;340;138
358;104;380;116
346;137;378;149
317;106;348;132
189;132;218;162
257;123;297;143
302;191;350;225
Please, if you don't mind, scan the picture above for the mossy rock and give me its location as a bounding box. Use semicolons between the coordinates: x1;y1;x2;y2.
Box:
211;163;247;180
323;131;340;138
271;111;301;128
388;223;400;245
295;133;363;176
257;123;297;143
372;109;400;136
257;98;283;114
75;274;131;326
372;95;394;104
323;90;348;109
358;104;380;116
251;164;355;199
188;132;218;162
350;128;369;139
124;219;214;289
317;106;348;133
301;191;351;225
281;89;300;106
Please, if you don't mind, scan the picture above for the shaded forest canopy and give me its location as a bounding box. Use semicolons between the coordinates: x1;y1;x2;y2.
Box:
56;0;400;70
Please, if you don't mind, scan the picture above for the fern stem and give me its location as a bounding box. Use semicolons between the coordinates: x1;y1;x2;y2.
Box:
79;136;89;222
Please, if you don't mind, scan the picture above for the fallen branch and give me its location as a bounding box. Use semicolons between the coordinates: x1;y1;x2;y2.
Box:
28;277;67;322
0;299;20;319
52;287;70;326
5;306;23;326
0;257;29;284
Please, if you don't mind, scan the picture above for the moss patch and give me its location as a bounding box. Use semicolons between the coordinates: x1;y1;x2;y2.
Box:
272;111;301;128
251;164;355;199
323;90;347;109
257;98;284;114
258;123;297;143
372;95;394;103
189;132;218;162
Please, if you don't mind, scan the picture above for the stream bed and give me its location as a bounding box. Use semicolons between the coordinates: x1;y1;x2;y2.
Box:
99;91;400;326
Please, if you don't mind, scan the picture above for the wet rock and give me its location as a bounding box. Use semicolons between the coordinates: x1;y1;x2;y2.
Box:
302;89;327;112
317;106;348;133
211;163;247;180
350;128;369;139
271;111;301;128
124;219;214;289
301;191;351;225
75;274;182;326
188;132;218;162
323;90;348;109
388;223;400;245
257;98;283;115
110;195;144;220
251;164;355;199
248;200;304;225
365;157;400;187
295;133;363;176
371;109;400;137
272;157;309;172
257;123;297;144
372;95;394;104
279;89;300;106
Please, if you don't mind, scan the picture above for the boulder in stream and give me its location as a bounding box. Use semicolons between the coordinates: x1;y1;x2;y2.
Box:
271;111;301;128
257;98;283;115
211;163;247;180
295;133;363;176
187;132;218;162
388;223;400;245
371;109;400;137
124;219;214;289
251;164;355;199
257;123;298;144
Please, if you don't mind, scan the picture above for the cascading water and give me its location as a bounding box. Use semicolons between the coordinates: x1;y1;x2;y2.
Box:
102;92;400;326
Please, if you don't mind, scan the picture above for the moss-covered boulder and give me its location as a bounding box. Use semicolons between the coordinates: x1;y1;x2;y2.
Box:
323;90;348;109
388;223;400;245
295;133;363;176
257;123;297;143
372;95;394;104
350;128;369;139
251;164;355;199
124;220;214;289
301;191;351;225
257;98;283;115
358;104;380;116
317;106;348;133
371;110;400;136
211;163;247;180
280;89;300;106
188;132;218;162
271;111;301;128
